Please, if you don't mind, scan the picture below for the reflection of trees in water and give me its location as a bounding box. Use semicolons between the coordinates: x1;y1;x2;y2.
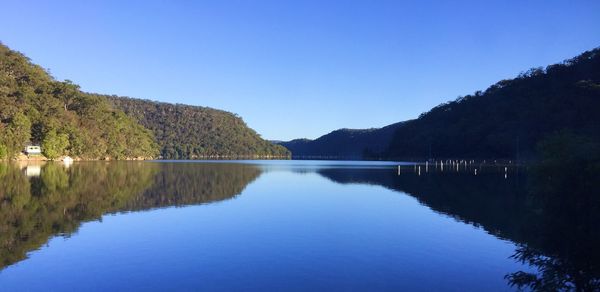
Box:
0;162;157;269
123;163;262;211
318;167;532;243
504;133;600;291
2;157;597;289
0;162;262;270
317;163;600;291
506;194;599;291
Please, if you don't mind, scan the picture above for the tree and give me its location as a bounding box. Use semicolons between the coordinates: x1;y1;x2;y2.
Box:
42;129;69;159
0;144;7;159
53;79;80;111
3;112;32;156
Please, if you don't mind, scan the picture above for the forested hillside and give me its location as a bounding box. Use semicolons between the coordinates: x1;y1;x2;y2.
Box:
0;43;158;160
281;47;600;160
385;47;600;160
0;42;288;160
109;97;290;159
279;122;405;158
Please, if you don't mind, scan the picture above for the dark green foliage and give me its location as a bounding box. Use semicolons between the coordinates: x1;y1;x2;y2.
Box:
0;43;159;159
503;133;600;291
385;47;600;160
109;96;290;159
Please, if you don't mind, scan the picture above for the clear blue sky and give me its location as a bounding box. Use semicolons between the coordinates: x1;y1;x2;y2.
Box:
1;0;600;140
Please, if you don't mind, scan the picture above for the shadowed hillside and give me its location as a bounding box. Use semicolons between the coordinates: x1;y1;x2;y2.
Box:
279;122;405;159
385;47;600;160
280;47;600;161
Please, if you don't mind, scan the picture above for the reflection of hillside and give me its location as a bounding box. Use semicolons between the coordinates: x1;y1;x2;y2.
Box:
317;166;600;291
122;163;262;211
0;162;157;269
0;162;261;270
318;168;532;242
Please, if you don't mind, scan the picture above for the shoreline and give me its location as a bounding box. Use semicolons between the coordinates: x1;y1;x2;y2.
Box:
2;156;293;162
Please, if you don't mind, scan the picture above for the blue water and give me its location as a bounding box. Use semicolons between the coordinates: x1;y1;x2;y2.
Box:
0;161;531;291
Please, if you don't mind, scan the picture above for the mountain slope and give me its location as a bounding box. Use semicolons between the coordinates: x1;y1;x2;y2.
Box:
280;47;600;160
279;122;405;158
0;42;288;160
109;97;290;159
0;42;158;159
385;47;600;160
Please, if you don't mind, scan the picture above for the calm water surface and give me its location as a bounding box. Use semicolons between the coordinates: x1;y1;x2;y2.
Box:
0;160;597;291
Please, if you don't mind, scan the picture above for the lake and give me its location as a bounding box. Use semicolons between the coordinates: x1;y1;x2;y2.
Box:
0;160;598;291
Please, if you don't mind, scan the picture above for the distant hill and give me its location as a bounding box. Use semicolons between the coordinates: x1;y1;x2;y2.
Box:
280;47;600;160
0;42;158;160
278;122;405;159
109;97;290;159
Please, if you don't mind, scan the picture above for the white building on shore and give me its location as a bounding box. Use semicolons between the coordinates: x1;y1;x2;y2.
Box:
24;145;42;155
